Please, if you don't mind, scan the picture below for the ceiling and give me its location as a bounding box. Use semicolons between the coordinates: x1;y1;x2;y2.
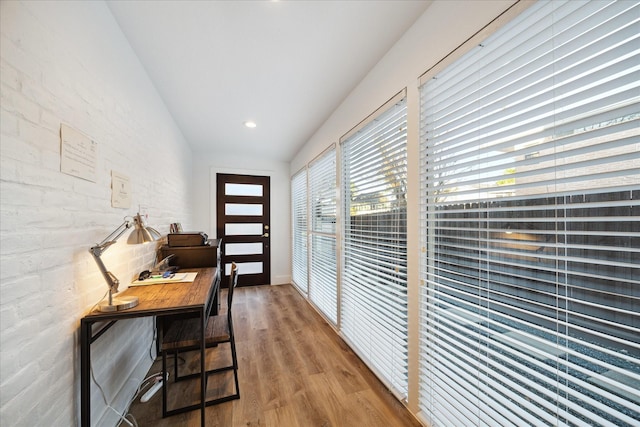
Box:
106;0;432;162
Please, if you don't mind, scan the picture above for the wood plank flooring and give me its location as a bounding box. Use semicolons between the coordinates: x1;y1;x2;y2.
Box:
128;284;421;427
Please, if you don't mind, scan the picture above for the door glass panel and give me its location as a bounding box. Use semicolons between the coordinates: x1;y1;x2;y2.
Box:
225;203;263;216
225;223;263;236
225;183;263;197
225;242;263;256
226;262;263;275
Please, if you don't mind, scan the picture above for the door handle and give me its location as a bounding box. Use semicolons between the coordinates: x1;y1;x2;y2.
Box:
262;233;269;238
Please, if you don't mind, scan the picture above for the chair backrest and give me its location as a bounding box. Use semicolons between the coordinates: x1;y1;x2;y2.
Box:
227;262;238;317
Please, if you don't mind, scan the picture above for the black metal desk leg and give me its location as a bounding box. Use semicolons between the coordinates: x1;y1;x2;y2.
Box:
80;320;91;427
200;309;206;427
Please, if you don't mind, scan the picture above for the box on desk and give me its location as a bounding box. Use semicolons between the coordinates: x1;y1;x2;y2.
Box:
167;232;208;247
159;240;220;269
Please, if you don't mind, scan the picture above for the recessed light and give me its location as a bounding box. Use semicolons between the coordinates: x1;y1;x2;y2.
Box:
244;121;257;128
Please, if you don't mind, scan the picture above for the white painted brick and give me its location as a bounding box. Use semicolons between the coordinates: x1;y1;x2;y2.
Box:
39;145;62;171
0;35;43;83
2;365;51;423
0;328;19;366
40;229;86;251
1;84;40;124
22;325;61;361
22;78;59;116
0;304;18;329
2;318;40;363
9;160;67;191
27;210;76;230
0;157;20;183
0;231;39;256
0;113;20;145
0;60;21;91
0;182;42;207
0;255;41;286
16;301;47;330
38;109;60;133
1;2;193;426
16;117;58;152
36;376;74;424
0;392;26;427
41;190;85;212
0;133;41;165
0;206;20;233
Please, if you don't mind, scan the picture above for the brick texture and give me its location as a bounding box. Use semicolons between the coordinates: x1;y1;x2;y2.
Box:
1;2;193;425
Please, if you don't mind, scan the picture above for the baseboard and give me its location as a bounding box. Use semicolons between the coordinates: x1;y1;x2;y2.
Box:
272;274;291;285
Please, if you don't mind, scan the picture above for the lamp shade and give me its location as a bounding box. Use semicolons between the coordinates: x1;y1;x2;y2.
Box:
127;213;161;244
127;226;161;244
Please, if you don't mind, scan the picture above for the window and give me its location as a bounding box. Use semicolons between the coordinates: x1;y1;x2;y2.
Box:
341;91;409;398
308;146;338;324
419;1;639;426
291;168;308;293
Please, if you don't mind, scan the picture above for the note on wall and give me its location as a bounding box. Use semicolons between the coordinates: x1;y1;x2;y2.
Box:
60;124;97;182
111;171;131;208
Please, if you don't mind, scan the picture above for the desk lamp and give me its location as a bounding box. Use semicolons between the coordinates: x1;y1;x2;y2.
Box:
90;213;161;312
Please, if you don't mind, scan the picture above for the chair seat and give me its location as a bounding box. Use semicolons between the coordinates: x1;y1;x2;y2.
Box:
162;316;230;351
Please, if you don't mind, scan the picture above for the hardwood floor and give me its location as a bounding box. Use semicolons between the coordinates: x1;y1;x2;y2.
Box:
128;284;421;427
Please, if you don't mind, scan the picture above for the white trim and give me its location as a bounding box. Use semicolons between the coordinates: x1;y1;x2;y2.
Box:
418;0;534;86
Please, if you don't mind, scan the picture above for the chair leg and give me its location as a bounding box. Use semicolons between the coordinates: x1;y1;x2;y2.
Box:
230;337;240;398
161;348;168;418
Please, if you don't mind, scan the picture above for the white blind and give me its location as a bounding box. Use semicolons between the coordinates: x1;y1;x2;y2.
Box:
291;168;308;293
341;93;409;399
419;1;640;426
308;146;338;324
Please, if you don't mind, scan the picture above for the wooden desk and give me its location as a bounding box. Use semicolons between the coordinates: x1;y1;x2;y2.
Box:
80;267;218;427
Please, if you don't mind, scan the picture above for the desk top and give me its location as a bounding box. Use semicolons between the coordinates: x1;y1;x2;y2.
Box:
83;267;217;321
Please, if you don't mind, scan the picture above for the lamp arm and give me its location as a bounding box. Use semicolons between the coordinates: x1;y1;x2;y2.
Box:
88;213;157;312
90;249;120;298
96;219;133;248
89;218;133;298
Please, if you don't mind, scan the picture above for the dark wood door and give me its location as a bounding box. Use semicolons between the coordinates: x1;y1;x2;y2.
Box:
216;173;270;286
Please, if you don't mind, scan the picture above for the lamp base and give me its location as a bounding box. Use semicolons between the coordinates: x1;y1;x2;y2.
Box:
98;296;139;312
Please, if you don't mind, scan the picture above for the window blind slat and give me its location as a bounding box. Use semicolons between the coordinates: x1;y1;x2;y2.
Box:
342;95;409;399
309;148;338;324
291;168;308;293
419;1;640;426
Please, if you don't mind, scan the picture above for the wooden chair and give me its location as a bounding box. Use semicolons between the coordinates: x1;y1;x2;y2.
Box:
161;262;240;417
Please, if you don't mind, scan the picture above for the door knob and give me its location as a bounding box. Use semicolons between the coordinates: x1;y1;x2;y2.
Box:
262;233;269;238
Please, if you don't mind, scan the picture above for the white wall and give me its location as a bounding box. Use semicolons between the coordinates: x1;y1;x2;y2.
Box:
0;1;193;426
289;0;518;415
191;151;291;285
290;0;518;171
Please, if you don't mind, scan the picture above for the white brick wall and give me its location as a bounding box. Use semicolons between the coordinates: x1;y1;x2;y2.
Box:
1;2;193;426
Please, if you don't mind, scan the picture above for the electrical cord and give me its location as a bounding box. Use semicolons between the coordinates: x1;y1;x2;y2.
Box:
88;313;159;427
131;371;165;401
87;306;194;425
149;321;157;361
89;289;109;313
117;414;138;427
111;371;153;427
90;364;137;427
123;320;162;421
